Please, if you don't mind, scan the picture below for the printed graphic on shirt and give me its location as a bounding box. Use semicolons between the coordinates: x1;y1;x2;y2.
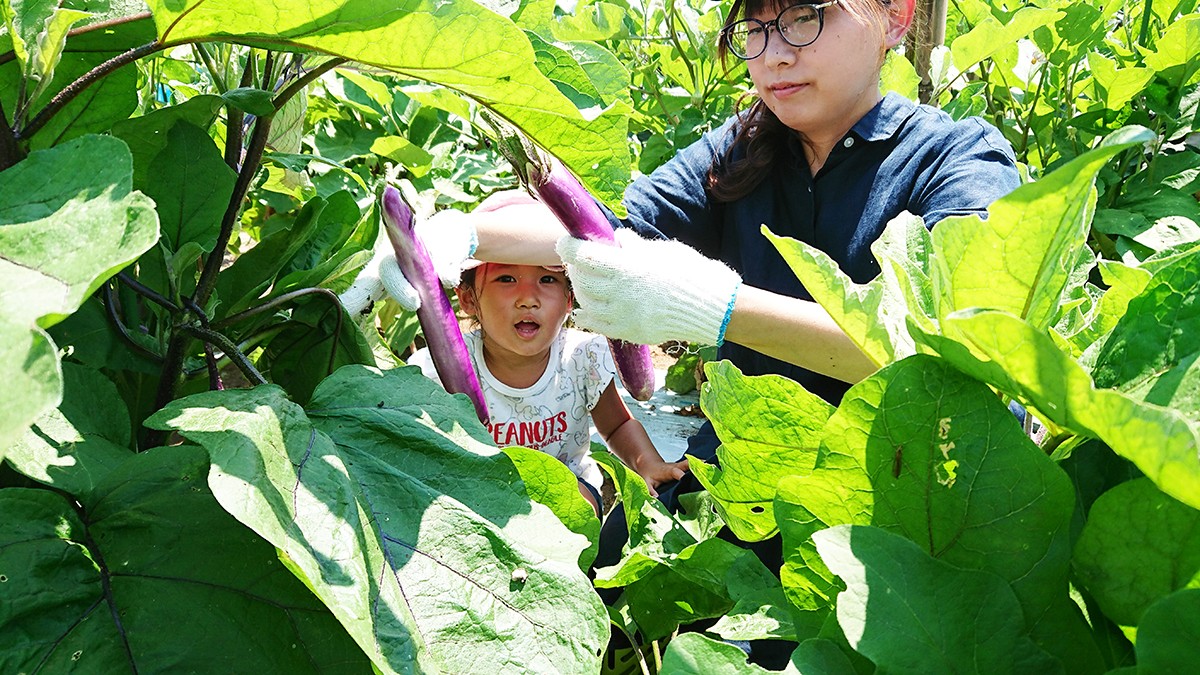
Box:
407;328;616;487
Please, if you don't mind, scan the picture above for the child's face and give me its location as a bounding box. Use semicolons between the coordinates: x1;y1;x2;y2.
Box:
459;263;572;361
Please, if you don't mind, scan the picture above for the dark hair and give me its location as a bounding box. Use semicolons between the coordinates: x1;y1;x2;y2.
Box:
708;0;896;202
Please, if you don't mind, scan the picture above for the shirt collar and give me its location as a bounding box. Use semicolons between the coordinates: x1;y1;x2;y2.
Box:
849;92;917;142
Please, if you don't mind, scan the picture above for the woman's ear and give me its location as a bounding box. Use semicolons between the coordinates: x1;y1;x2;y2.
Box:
885;0;916;48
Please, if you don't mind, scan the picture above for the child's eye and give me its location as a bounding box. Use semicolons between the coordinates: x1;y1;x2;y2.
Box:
540;275;561;284
495;274;517;283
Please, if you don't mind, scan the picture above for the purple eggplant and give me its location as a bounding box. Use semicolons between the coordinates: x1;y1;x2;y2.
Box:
486;115;656;401
381;187;490;424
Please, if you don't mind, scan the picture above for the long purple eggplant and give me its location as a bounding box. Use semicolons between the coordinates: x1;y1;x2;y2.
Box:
486;114;657;401
381;187;490;424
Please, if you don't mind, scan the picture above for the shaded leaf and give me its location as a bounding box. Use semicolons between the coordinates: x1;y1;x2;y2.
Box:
223;86;275;116
1072;478;1200;627
814;525;1032;675
659;632;775;674
8;364;135;500
148;366;606;674
1135;588;1200;675
0;446;368;673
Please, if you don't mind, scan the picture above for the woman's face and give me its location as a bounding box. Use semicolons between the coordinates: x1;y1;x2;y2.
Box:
743;0;904;139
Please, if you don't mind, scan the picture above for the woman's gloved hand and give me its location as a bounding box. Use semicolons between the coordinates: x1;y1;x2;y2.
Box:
338;208;477;315
556;229;742;346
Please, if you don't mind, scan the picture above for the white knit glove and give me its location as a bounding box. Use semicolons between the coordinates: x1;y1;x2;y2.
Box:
556;229;742;346
338;208;477;315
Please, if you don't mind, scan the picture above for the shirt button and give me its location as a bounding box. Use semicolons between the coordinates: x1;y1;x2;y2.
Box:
843;137;855;148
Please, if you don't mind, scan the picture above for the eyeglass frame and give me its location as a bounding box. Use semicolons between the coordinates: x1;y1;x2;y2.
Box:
720;0;841;60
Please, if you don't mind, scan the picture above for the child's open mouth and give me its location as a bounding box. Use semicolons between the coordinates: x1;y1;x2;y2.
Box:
514;320;541;338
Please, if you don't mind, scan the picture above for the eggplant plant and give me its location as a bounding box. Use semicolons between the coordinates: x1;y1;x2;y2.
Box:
2;0;1199;672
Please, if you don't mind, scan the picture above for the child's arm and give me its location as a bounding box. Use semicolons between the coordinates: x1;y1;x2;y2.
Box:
590;382;689;497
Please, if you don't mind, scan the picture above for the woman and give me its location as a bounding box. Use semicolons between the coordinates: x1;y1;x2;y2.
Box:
477;0;1019;406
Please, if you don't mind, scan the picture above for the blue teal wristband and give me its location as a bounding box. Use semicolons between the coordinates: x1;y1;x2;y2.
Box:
714;281;740;347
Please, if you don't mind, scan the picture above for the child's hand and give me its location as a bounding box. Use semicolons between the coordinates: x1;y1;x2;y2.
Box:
638;458;690;498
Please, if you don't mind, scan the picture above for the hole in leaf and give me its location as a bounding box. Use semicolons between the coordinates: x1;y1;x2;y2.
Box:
750;506;765;514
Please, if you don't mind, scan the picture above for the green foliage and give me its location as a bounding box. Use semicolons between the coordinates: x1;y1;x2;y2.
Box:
2;0;1199;670
147;365;605;673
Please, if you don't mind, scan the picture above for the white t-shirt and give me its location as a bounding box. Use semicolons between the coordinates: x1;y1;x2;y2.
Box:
407;328;616;487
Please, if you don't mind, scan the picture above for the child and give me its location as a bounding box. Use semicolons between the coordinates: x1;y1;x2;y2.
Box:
407;259;688;516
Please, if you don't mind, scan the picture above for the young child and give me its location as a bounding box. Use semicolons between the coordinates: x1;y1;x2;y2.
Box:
407;259;688;515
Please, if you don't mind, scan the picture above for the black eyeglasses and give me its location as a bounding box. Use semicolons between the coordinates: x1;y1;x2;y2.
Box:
721;1;840;60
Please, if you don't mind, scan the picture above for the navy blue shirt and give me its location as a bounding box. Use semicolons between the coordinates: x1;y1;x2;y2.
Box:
605;93;1020;406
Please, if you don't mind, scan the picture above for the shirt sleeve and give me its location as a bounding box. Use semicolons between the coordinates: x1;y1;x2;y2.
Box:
910;116;1021;226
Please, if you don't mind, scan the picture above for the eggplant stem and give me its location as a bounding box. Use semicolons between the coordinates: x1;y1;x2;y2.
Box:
212;287;344;379
102;281;163;362
178;323;267;386
118;272;180;312
18;41;168;139
0;98;22;170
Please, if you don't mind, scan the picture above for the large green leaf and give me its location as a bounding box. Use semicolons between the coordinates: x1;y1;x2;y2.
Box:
1142;14;1200;86
127;121;234;255
774;355;1093;670
921;309;1200;511
1072;478;1200;627
8;363;135;499
764;211;935;369
799;356;1072;609
930;127;1153;331
0;446;368;673
1087;248;1200;419
147;365;606;674
1135;588;1200;674
0;135;158;461
692;360;834;542
813;525;1040;675
950;7;1063;73
142;0;632;209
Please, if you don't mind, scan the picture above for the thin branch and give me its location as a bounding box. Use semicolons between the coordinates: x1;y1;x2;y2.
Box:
178;323;268;386
69;11;153;39
118;272;180;312
103;281;163;362
274;57;346;109
212;287;341;329
212;287;344;379
18;41;167;139
194;113;273;308
0;98;21;171
262;51;276;91
224;53;256;170
182;298;224;391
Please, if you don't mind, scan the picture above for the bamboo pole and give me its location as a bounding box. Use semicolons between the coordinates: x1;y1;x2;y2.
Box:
906;0;949;103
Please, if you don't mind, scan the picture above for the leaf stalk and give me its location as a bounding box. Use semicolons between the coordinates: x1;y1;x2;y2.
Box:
17;41;168;139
